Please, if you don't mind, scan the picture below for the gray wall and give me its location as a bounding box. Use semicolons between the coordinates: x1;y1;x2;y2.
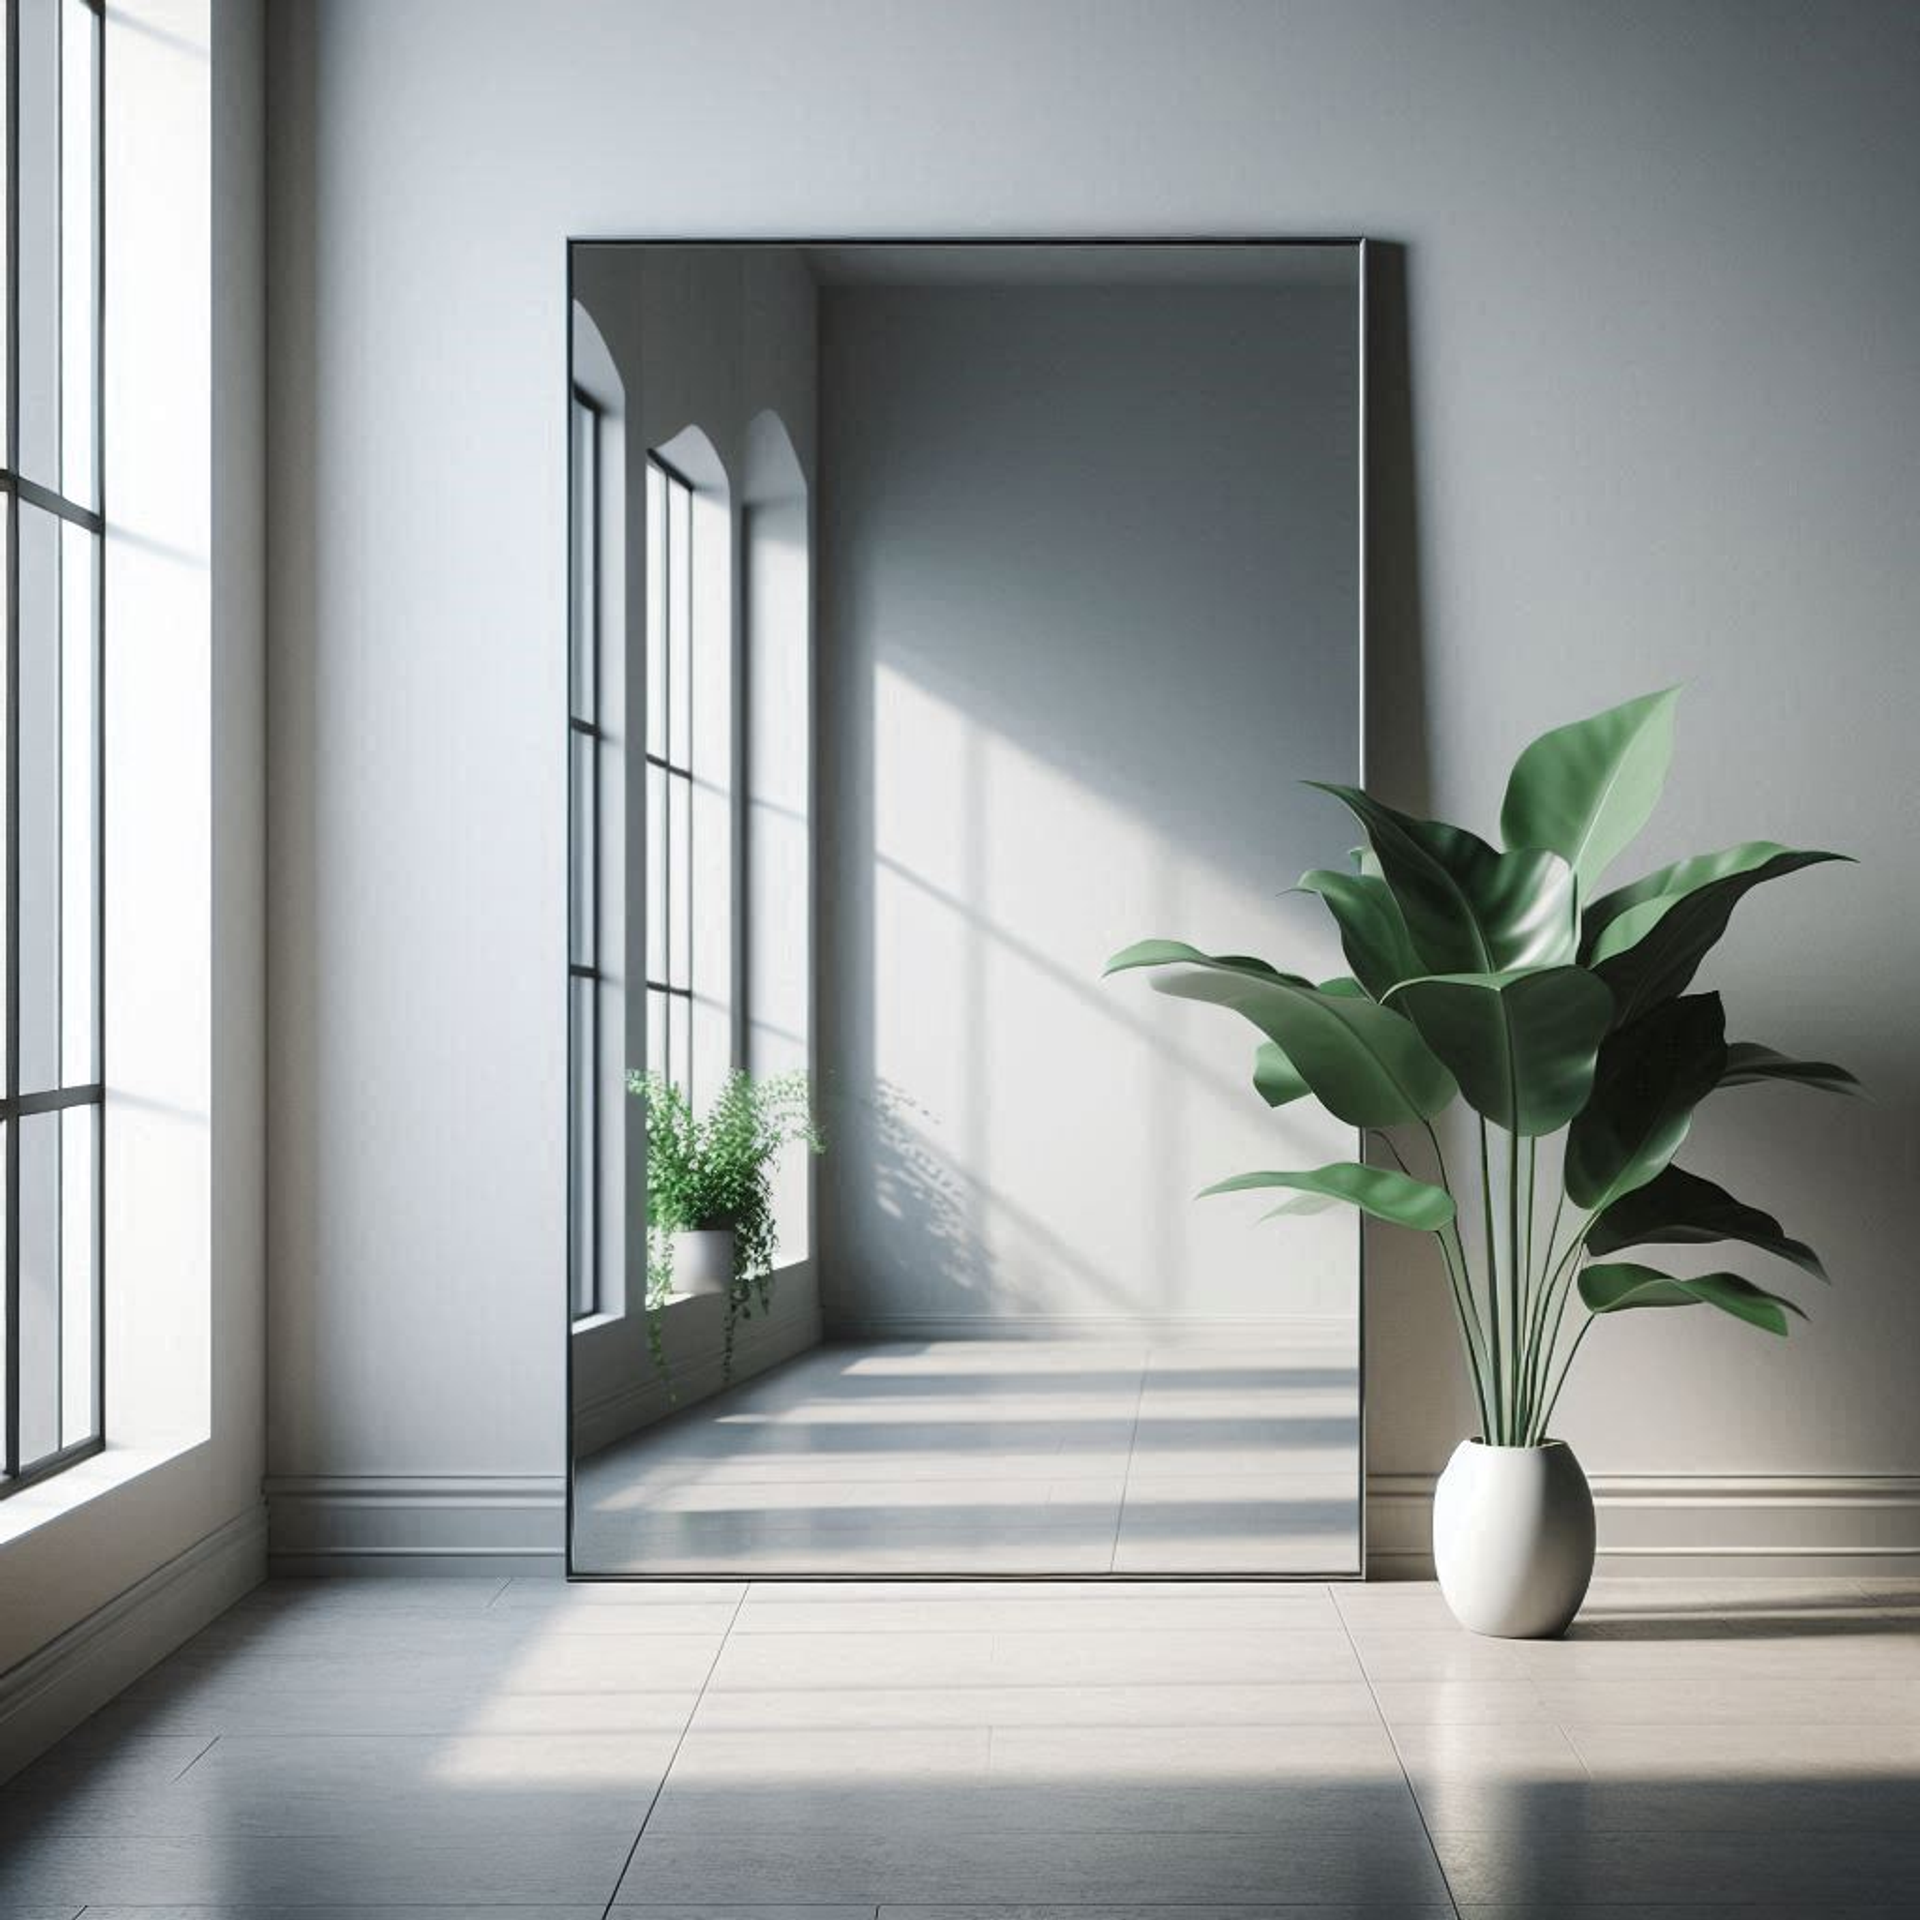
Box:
263;0;1920;1564
816;277;1359;1335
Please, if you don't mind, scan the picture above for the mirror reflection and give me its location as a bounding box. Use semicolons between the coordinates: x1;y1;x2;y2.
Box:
568;242;1364;1576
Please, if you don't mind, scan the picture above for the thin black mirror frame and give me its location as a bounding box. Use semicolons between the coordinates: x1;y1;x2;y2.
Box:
563;235;1373;1583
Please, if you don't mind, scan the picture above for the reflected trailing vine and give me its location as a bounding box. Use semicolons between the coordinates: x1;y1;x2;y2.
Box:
631;1068;823;1381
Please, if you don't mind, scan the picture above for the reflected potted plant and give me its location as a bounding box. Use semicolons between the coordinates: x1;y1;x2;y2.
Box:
1107;689;1855;1637
632;1068;823;1379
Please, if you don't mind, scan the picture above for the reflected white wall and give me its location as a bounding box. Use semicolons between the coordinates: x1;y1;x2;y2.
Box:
820;278;1362;1337
744;413;813;1263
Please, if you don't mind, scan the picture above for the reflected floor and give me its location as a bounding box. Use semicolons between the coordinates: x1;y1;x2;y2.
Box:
573;1337;1361;1575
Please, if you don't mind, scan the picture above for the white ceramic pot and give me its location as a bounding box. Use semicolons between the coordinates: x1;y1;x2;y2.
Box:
671;1228;735;1298
1432;1438;1596;1638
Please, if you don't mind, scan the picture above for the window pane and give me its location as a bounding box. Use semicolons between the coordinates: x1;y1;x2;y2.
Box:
569;396;596;720
645;760;667;985
569;728;595;970
0;1125;8;1452
569;976;596;1318
0;12;10;452
645;463;667;760
0;509;9;1092
60;0;100;508
61;522;98;1082
60;1103;97;1446
17;504;62;1096
16;0;62;489
667;476;693;768
17;1112;61;1468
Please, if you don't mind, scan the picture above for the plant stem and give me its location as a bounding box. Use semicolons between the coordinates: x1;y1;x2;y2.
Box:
1372;1129;1414;1177
1507;1124;1523;1439
1522;1137;1538;1431
1478;1117;1504;1443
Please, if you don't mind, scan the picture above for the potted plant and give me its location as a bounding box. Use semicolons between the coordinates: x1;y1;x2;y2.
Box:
631;1068;824;1379
1107;689;1855;1637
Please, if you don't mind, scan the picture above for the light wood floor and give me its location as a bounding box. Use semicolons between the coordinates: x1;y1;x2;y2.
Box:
2;1574;1918;1911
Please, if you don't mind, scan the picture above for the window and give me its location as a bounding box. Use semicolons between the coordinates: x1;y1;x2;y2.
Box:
2;0;105;1497
568;386;602;1321
643;455;694;1095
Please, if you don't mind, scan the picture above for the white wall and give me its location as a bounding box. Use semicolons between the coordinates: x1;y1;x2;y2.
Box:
816;275;1358;1337
264;0;1920;1571
1;0;265;1773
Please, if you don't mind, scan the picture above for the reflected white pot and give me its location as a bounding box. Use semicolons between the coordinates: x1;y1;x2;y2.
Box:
1432;1438;1595;1639
671;1228;735;1298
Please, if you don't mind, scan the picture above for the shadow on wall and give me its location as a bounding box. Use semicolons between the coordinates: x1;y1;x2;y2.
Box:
1355;243;1475;1456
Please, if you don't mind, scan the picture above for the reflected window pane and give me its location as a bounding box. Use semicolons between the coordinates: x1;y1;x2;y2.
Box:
645;762;667;984
569;976;596;1318
569;729;595;970
667;475;692;769
569;394;597;720
645;987;668;1083
645;463;667;760
669;772;692;992
670;997;691;1098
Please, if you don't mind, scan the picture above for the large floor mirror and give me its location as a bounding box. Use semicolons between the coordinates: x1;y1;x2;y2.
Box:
567;240;1365;1577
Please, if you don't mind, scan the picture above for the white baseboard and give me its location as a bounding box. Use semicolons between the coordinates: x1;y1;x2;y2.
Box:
266;1463;1920;1584
1367;1471;1920;1579
0;1502;267;1784
265;1473;566;1577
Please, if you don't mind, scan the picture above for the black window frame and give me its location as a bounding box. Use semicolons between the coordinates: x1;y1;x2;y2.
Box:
2;0;107;1499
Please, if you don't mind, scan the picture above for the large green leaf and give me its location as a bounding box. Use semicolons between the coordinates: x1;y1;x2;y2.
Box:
1252;1041;1310;1110
1582;843;1850;1025
1579;1261;1807;1336
1200;1163;1456;1232
1500;688;1680;896
1720;1041;1862;1096
1105;938;1299;985
1104;939;1456;1128
1308;784;1577;975
1387;966;1614;1137
1295;869;1424;1000
1564;992;1727;1210
1587;1164;1827;1282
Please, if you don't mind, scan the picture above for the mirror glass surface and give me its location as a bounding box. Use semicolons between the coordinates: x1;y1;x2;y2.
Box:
568;241;1364;1576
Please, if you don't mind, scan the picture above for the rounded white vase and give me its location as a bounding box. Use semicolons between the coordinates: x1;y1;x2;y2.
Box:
671;1228;735;1299
1432;1438;1596;1638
